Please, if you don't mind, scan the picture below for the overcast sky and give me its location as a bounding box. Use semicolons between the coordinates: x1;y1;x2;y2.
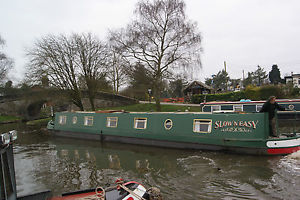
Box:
1;0;300;83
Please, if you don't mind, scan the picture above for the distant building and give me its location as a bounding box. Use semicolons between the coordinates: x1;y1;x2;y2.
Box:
284;73;300;88
183;81;213;98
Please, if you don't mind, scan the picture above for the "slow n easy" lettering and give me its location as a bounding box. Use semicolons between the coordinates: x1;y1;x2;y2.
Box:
214;120;258;129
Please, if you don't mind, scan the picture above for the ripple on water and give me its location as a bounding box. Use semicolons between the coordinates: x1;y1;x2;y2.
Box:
5;124;300;200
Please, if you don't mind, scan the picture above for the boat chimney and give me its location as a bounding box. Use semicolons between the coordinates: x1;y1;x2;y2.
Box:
291;71;293;76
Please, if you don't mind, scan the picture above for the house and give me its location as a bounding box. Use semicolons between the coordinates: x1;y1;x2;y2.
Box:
183;81;213;97
284;73;300;88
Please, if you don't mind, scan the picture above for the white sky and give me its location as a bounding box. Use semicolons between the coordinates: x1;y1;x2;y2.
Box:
1;0;300;83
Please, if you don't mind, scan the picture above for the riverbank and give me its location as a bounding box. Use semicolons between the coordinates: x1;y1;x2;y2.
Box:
26;117;51;126
98;103;201;112
0;115;22;124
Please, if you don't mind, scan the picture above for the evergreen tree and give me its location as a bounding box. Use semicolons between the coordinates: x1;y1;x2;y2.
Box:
269;64;283;84
207;70;229;91
243;72;255;87
253;65;267;86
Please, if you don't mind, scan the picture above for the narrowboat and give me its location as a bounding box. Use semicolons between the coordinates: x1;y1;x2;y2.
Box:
200;99;300;120
0;130;159;200
47;111;300;156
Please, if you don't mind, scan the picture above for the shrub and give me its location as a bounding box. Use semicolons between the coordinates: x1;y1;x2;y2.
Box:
245;85;261;100
191;91;246;104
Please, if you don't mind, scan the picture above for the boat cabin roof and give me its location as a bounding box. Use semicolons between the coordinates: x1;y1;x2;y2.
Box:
200;99;300;105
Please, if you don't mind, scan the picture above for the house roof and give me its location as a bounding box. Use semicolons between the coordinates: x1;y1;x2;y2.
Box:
284;74;300;78
184;81;213;91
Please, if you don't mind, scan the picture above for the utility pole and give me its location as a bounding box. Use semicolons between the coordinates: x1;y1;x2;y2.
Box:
224;61;228;91
242;70;245;89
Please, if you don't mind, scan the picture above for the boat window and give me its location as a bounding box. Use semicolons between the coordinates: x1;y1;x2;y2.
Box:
193;119;212;133
134;118;147;129
294;103;300;111
221;105;233;110
233;105;243;112
59;115;67;125
107;117;118;128
256;104;263;112
211;105;220;112
243;105;256;112
84;116;94;126
72;116;77;124
164;119;173;130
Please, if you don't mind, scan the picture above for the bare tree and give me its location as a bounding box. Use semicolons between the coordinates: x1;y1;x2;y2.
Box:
74;33;108;110
110;0;202;111
0;35;13;84
106;46;128;94
27;33;109;111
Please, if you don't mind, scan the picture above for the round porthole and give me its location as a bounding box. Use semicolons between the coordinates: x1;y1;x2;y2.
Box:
288;104;294;110
164;119;173;130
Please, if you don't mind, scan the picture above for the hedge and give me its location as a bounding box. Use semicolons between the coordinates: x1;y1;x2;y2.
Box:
191;85;299;104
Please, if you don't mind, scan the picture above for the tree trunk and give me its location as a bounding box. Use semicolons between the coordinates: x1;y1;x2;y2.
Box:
86;80;96;111
155;94;161;111
88;93;95;111
70;90;84;111
153;83;161;111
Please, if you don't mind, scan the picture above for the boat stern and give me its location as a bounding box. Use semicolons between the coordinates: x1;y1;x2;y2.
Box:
266;134;300;155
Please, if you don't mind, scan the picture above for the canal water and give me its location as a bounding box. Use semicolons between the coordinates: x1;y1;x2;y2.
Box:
1;122;300;200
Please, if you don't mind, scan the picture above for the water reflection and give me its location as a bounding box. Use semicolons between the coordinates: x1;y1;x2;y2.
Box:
0;123;299;200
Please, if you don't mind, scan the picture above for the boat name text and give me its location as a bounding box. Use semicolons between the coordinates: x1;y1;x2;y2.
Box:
214;120;258;131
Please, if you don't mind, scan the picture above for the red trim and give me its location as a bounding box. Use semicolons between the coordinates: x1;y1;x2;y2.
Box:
267;146;300;155
124;181;145;189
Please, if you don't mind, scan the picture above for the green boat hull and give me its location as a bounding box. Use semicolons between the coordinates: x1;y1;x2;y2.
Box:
48;111;300;155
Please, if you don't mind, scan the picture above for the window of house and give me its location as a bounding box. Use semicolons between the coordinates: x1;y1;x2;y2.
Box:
84;116;94;126
134;118;147;129
233;105;243;112
59;115;67;125
211;105;220;112
106;117;118;128
164;119;173;130
193;119;212;133
72;116;77;124
256;104;263;112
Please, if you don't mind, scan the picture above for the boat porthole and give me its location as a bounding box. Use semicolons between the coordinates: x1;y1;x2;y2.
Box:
289;104;294;110
164;119;173;130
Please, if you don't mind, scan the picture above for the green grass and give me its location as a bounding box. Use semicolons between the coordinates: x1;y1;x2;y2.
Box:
98;103;201;112
0;115;21;123
26;117;52;126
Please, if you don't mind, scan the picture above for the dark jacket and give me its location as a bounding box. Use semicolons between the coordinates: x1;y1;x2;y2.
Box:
259;101;285;119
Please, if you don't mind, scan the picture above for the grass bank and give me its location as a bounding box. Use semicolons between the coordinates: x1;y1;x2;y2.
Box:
26;117;52;126
0;115;21;124
98;103;201;112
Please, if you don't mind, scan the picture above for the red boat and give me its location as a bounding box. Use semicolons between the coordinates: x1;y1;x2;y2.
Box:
51;179;152;200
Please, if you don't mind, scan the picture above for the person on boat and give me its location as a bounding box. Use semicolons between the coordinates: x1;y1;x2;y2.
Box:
260;96;285;137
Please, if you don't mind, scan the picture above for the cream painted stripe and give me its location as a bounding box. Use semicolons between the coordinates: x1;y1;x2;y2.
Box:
266;138;300;148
